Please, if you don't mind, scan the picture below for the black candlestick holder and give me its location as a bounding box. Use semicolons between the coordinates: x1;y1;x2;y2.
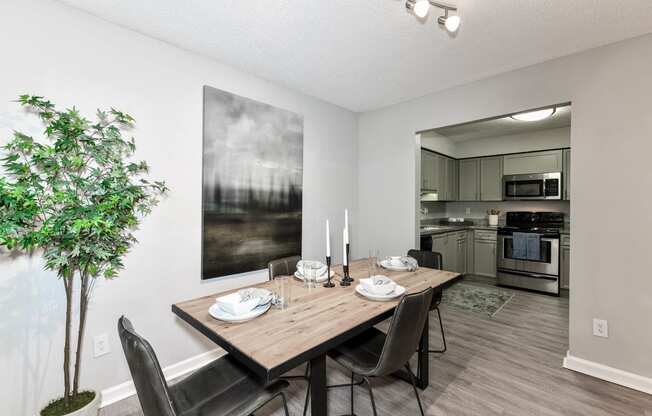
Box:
340;243;354;286
323;256;335;288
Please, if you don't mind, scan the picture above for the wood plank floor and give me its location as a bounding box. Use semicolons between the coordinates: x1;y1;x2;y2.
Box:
103;277;652;416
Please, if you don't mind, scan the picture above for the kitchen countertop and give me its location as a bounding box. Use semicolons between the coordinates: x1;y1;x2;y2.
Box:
420;224;500;236
419;220;571;236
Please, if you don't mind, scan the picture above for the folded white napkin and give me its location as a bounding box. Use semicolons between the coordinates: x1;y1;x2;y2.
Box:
360;276;396;295
216;290;260;316
297;260;327;277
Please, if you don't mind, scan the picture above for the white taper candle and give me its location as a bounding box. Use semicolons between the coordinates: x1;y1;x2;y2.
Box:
343;228;348;266
344;209;350;245
326;220;331;257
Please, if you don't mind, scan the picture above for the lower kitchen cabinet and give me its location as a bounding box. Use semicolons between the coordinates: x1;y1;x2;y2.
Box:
473;234;497;278
431;231;467;274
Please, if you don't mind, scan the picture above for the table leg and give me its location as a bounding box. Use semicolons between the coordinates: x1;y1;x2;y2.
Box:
416;314;430;389
310;354;327;416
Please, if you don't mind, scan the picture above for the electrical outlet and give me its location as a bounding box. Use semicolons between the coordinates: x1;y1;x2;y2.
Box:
93;333;111;357
593;318;608;338
465;208;471;215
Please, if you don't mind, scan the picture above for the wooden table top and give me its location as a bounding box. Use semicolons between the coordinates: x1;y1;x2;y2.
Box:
172;259;459;381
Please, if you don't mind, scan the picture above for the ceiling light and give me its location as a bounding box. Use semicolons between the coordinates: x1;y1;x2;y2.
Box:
413;0;431;18
511;108;557;122
438;13;461;33
406;1;460;33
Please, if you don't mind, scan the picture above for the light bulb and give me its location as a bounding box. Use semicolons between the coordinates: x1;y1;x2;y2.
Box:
444;15;461;32
413;0;430;18
511;108;556;122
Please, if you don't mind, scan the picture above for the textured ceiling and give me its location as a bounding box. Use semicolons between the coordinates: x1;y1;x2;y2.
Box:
59;0;652;112
429;105;572;142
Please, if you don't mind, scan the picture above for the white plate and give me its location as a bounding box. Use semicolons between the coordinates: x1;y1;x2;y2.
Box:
209;302;272;323
379;259;411;271
294;270;335;283
355;284;406;301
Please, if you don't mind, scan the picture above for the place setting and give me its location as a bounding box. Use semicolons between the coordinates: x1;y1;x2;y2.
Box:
209;287;274;323
355;250;417;301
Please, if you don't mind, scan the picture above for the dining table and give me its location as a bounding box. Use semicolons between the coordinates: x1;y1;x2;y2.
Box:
172;258;460;416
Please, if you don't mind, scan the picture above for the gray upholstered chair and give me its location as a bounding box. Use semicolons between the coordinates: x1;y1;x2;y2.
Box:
267;255;301;281
118;316;289;416
408;249;447;354
325;287;434;416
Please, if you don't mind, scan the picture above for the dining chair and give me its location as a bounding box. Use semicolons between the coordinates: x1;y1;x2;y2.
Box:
407;249;447;354
268;255;301;280
321;287;434;416
267;255;311;415
118;316;289;416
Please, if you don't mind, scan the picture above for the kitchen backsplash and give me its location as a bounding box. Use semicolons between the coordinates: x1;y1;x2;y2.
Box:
421;200;570;222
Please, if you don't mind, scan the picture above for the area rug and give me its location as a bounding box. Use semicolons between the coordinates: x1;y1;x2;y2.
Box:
442;282;514;317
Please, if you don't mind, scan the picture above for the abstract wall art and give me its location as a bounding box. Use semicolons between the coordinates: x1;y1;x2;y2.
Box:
202;86;303;279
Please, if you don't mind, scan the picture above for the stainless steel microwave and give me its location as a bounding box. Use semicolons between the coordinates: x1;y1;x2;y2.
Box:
503;172;562;200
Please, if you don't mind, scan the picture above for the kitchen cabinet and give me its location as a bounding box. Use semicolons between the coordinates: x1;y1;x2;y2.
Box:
420;150;458;201
563;149;571;200
458;159;480;201
473;230;497;278
421;151;438;191
503;149;563;175
431;231;467;273
458;156;502;201
480;156;503;201
446;158;459;201
455;231;468;274
560;234;570;289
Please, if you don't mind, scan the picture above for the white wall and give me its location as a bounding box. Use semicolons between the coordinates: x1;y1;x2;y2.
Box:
0;1;358;414
455;127;570;158
358;34;652;382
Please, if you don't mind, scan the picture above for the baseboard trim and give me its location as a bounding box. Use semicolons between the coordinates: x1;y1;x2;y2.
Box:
100;348;225;408
563;352;652;395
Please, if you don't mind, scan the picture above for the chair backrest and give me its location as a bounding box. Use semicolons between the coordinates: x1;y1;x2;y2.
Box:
408;249;443;306
407;249;443;270
372;287;434;377
118;316;177;416
267;255;301;280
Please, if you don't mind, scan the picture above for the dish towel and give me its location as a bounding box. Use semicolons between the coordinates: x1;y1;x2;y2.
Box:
512;232;529;259
525;233;541;261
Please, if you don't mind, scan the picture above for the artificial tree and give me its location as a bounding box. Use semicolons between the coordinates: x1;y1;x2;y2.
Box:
0;95;167;415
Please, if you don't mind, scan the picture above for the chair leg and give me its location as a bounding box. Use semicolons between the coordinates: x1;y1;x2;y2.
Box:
350;371;355;416
280;392;290;416
303;378;310;416
364;377;378;416
429;306;447;354
405;365;425;416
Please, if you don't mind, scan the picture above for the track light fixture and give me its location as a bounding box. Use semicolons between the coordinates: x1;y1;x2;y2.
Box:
405;0;461;33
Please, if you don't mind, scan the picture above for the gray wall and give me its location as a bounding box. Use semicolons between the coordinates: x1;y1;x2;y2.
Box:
359;34;652;380
0;1;358;414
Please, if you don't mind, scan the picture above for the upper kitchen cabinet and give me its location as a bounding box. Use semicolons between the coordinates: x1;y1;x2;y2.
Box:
458;156;502;201
421;151;438;191
563;148;571;200
480;156;503;201
446;157;459;201
503;149;563;175
459;159;480;201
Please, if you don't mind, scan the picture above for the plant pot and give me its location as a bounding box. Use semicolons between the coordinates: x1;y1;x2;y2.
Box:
42;391;101;416
488;214;499;226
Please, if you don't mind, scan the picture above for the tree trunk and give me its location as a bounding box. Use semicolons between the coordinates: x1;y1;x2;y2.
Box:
63;276;73;407
72;272;89;398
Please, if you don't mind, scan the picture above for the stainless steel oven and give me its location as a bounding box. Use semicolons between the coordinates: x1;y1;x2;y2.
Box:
503;172;562;200
497;234;560;295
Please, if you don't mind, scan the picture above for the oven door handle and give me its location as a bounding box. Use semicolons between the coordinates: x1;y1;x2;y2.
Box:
497;269;558;281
